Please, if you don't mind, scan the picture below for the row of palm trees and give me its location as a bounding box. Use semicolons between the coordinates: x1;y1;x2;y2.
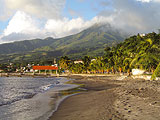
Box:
58;32;160;79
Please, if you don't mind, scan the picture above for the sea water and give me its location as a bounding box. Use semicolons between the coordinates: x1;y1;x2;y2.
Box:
0;77;78;120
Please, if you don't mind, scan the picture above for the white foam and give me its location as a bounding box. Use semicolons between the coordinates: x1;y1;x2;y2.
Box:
41;84;53;91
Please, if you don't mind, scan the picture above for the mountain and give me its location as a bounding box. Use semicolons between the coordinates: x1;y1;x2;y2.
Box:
0;24;128;63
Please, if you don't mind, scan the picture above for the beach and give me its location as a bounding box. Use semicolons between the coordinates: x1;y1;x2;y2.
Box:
50;75;160;120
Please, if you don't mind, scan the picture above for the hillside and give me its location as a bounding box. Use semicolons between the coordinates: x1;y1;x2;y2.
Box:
0;24;128;63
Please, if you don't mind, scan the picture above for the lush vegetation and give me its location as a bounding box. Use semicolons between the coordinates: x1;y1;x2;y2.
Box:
58;32;160;79
0;24;127;63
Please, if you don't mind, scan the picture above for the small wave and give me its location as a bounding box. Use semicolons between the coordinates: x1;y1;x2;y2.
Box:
20;93;36;99
0;98;22;107
40;84;53;91
0;93;36;107
40;81;60;91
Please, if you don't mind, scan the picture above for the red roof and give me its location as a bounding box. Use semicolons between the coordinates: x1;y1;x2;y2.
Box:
33;66;58;70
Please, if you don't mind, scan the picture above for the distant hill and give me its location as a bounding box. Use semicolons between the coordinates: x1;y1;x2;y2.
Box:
0;24;128;63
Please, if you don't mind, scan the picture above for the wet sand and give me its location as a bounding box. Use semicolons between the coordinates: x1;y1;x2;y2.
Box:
50;75;160;120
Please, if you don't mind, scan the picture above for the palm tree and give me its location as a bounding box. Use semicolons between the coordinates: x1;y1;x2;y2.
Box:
82;56;91;73
123;57;132;73
89;62;97;74
59;56;70;72
152;63;160;80
69;63;84;74
130;37;159;71
91;57;106;73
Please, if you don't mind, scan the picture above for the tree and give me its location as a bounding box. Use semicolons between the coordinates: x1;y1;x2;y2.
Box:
69;63;84;74
59;56;70;72
91;57;106;73
152;63;160;80
82;56;91;73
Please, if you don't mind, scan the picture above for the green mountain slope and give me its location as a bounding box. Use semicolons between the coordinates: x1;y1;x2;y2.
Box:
0;24;128;63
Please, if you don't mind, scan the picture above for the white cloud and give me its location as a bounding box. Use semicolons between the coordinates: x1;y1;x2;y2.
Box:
1;0;160;43
137;0;151;2
45;17;92;38
44;16;112;38
1;11;113;42
4;11;41;36
1;11;45;42
137;0;160;2
0;0;67;42
3;0;65;19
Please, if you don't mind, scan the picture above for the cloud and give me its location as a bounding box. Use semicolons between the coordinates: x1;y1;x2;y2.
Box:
137;0;151;2
1;11;45;42
3;11;41;36
44;16;113;38
1;0;160;43
0;0;11;20
0;12;106;41
137;0;160;2
3;0;66;19
45;17;91;38
0;10;114;42
98;0;160;34
0;0;66;42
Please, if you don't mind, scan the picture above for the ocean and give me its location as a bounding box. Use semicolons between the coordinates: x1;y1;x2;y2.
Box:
0;77;78;120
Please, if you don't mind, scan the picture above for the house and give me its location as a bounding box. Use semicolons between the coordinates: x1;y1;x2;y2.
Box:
91;59;96;62
52;64;58;67
74;60;83;64
140;34;146;37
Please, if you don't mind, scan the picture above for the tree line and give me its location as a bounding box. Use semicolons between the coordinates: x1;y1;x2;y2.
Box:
58;32;160;79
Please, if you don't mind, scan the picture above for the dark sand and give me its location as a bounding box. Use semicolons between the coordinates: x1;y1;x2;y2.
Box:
50;75;160;120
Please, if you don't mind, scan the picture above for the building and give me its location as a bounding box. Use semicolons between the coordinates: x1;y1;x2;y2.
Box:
91;59;96;62
140;34;146;37
32;66;58;70
74;60;83;64
32;66;58;74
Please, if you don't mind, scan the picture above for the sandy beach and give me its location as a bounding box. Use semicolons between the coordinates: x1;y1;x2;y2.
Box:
49;75;160;120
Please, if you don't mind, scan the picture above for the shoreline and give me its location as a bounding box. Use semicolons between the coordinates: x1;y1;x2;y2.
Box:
1;72;159;81
38;77;84;120
0;76;81;120
49;75;123;120
1;72;158;81
49;75;160;120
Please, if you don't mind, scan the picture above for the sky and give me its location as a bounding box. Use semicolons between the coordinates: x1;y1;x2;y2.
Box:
0;0;160;43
